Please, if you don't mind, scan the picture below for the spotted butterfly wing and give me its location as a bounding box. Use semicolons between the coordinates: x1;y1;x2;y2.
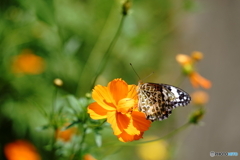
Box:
137;82;191;121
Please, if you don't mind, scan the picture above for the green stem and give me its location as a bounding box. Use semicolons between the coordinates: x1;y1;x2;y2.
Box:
105;122;191;147
88;119;107;128
91;15;126;89
50;87;58;159
75;2;122;96
50;87;58;125
79;127;87;158
137;122;190;144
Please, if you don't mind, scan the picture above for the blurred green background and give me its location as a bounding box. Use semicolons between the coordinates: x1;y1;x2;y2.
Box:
1;0;239;159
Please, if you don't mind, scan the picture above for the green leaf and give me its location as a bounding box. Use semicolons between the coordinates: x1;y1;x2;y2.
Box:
66;95;81;109
63;120;81;130
94;131;102;147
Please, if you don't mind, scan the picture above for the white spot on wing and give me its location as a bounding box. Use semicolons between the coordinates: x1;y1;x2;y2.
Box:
169;87;179;98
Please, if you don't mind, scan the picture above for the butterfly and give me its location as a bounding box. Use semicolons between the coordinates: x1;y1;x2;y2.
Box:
137;81;191;121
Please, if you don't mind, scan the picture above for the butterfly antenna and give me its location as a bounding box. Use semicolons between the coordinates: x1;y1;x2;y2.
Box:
142;72;154;81
130;63;141;80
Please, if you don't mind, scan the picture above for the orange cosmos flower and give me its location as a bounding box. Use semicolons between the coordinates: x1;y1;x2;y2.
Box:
191;90;209;106
83;154;97;160
11;49;45;74
88;79;151;142
176;51;212;89
4;140;41;160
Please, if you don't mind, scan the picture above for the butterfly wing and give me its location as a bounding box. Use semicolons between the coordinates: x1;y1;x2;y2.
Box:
161;84;191;108
138;83;191;121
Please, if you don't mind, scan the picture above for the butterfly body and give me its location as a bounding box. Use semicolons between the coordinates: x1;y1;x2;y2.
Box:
137;81;191;121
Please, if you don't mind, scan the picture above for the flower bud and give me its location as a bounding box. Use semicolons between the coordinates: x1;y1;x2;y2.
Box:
191;51;203;61
176;54;192;65
189;109;205;124
122;0;131;15
182;63;194;75
53;78;63;87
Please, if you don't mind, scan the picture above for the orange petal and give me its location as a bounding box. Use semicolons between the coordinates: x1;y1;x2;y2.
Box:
124;119;140;135
107;111;130;136
190;72;212;89
118;131;144;142
197;75;212;89
4;140;41;160
12;50;45;75
131;111;151;132
191;91;209;105
108;79;128;104
117;98;135;114
83;154;97;160
124;111;151;136
191;51;203;61
107;111;121;135
92;85;116;111
88;102;108;119
127;85;137;99
56;126;77;142
133;132;144;141
118;131;135;142
116;112;130;130
190;75;199;88
176;54;192;65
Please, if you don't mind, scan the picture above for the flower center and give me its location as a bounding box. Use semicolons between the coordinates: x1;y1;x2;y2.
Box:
117;98;135;114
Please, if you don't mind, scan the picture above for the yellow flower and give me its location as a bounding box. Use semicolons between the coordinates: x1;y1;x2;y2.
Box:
176;51;212;89
137;136;168;160
191;91;209;106
4;140;41;160
11;49;45;74
56;123;77;142
88;79;151;142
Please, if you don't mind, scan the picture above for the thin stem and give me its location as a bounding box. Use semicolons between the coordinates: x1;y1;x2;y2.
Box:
88;119;107;128
50;87;58;159
137;122;190;144
79;127;87;158
91;15;126;89
105;122;191;147
75;3;118;96
50;87;58;125
69;137;78;160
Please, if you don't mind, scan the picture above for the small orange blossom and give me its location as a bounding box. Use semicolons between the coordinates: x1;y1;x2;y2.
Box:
88;79;151;142
83;154;97;160
176;51;211;89
4;140;41;160
11;49;45;74
56;123;77;142
191;90;209;106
